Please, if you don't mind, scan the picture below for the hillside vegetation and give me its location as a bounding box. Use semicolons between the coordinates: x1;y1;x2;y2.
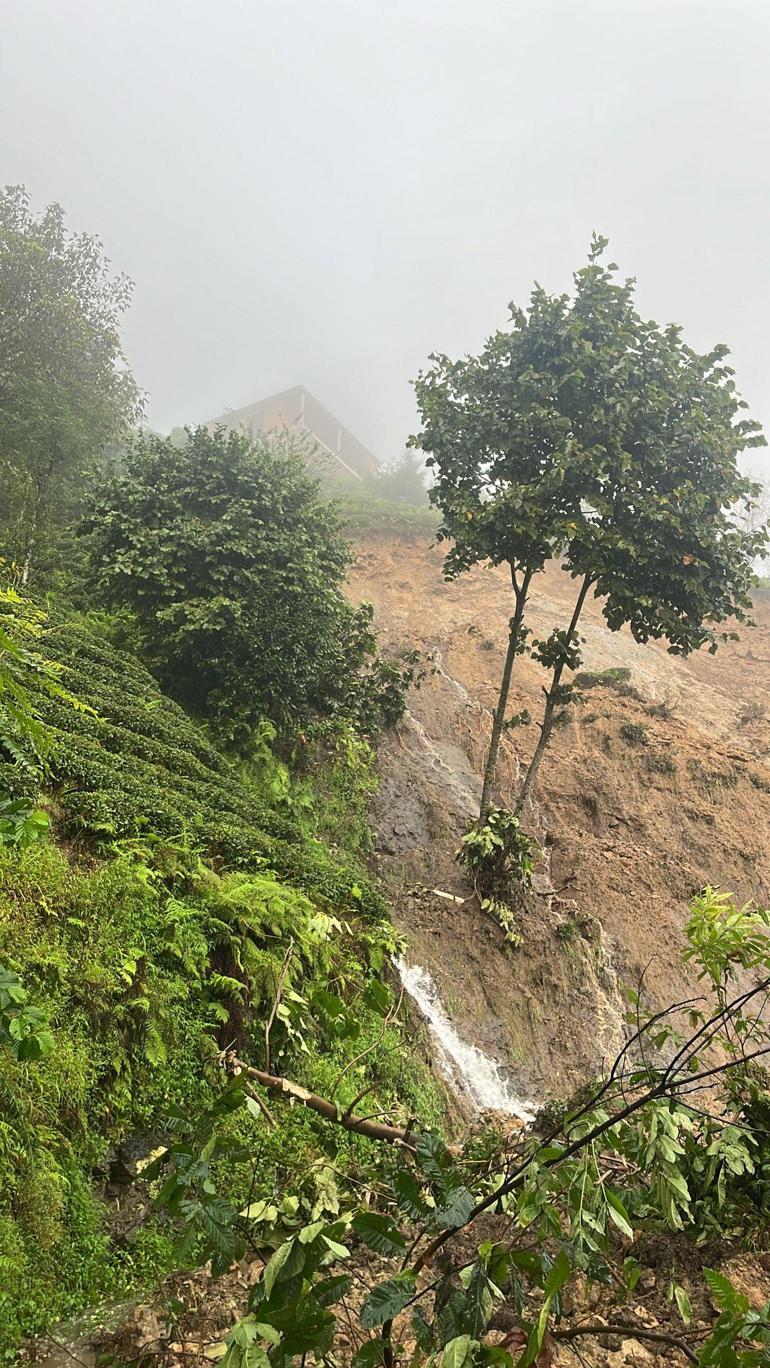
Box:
4;189;770;1368
0;613;441;1355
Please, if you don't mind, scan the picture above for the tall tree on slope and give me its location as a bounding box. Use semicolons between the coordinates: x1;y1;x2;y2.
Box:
413;236;767;824
0;185;142;579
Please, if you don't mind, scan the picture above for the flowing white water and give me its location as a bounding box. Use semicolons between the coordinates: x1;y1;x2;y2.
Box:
396;959;535;1123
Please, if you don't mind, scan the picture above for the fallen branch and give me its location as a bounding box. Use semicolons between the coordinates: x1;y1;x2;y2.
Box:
553;1320;699;1363
223;1052;416;1150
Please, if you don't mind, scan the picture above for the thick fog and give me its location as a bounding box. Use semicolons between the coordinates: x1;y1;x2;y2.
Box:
2;0;769;467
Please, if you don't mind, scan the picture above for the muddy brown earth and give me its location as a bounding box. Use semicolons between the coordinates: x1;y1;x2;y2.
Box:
348;531;770;1106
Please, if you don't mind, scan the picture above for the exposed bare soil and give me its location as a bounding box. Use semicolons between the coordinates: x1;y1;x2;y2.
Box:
348;531;770;1104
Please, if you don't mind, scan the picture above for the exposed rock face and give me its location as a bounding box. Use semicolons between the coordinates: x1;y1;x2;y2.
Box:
348;533;770;1101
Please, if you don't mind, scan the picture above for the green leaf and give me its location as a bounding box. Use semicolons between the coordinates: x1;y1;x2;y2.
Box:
605;1190;634;1239
622;1257;642;1291
313;1274;353;1308
322;1234;350;1260
392;1170;429;1220
703;1268;744;1314
436;1186;475;1229
441;1334;476;1368
360;1272;418;1329
674;1285;693;1325
260;1296;336;1357
352;1343;389;1368
543;1248;572;1298
353;1210;407;1256
262;1238;305;1297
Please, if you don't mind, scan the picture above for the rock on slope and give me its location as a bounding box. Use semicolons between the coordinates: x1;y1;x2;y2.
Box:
347;531;770;1103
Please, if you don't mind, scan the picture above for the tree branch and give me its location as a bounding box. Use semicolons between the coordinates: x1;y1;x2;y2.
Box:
223;1052;417;1150
553;1321;699;1363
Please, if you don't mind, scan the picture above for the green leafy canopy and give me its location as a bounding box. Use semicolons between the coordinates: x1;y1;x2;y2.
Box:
79;425;417;745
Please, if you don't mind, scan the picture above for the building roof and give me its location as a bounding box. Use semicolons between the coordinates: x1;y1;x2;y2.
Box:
207;384;380;481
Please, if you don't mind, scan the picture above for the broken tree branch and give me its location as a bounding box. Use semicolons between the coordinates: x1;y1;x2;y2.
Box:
223;1052;416;1150
552;1321;699;1364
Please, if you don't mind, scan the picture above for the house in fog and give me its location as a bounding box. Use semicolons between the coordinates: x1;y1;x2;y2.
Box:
207;384;379;481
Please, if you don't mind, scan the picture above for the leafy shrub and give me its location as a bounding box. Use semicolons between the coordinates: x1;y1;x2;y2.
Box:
737;699;766;727
620;721;649;745
0;797;49;848
79;426;415;743
456;808;537;945
0;831;439;1353
646;752;677;775
337;495;440;539
16;618;385;920
163;885;770;1368
0;610;446;1355
0;580;89;776
574;666;632;690
646;691;680;719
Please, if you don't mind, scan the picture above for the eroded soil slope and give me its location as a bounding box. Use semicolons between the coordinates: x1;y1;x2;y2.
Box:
348;531;770;1103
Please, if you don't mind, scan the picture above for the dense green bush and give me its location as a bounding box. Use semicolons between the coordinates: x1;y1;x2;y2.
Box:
0;840;438;1354
336;490;439;539
573;666;633;690
79;426;416;743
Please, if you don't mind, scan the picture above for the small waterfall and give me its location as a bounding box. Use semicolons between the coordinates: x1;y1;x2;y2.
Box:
397;959;535;1123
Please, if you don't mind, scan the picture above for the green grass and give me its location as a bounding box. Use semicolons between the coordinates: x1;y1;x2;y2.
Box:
334;491;440;539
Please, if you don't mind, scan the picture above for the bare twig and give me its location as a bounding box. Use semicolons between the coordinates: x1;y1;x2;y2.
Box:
244;1080;276;1128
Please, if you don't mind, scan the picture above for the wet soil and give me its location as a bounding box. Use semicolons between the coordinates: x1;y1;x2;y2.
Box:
348;534;770;1102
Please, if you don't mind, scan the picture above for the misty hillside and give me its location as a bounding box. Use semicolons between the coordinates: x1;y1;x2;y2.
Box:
5;32;770;1351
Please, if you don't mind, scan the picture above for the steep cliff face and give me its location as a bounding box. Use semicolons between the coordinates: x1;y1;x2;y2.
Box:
347;531;770;1103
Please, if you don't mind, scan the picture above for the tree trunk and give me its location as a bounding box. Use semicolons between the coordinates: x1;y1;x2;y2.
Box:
515;574;593;816
478;566;533;824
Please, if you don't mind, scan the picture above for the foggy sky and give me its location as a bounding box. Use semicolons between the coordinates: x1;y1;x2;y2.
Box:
2;0;770;470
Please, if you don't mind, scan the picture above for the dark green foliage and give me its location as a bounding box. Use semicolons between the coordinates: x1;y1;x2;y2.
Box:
0;964;54;1060
413;234;767;816
456;808;537;945
0;836;437;1354
0;797;49;849
416;235;766;651
79;426;414;743
335;491;440;539
0;614;445;1356
574;666;633;691
0;185;142;579
206;889;770;1368
0;582;90;778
